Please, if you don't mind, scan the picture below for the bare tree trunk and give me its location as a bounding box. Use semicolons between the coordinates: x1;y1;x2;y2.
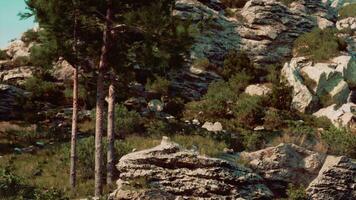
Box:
70;3;79;190
106;79;115;185
95;0;112;197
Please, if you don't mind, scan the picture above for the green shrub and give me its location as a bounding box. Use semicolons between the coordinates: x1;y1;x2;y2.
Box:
221;50;255;79
0;49;8;60
21;29;40;44
115;104;143;135
0;167;24;197
268;82;293;110
264;108;284;130
321;127;356;158
293;28;346;62
240;129;265;151
145;76;171;95
233;94;265;128
338;3;356;19
221;0;248;8
286;184;308;200
23;77;64;104
228;72;253;94
145;120;172;136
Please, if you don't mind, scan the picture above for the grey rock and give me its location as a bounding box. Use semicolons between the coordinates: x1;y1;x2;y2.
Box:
111;137;273;199
241;143;326;195
307;156;356;200
0;84;28;120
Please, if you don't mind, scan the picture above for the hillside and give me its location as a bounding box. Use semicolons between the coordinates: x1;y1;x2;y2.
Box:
0;0;355;199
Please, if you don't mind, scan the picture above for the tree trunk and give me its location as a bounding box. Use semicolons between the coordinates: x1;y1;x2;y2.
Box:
106;80;115;185
95;0;113;197
70;65;78;190
70;3;79;190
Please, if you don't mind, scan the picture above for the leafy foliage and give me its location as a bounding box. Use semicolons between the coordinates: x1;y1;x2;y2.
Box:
21;29;40;44
115;104;143;135
286;184;308;200
338;3;356;19
221;50;255;79
0;49;8;60
321;127;356;158
293;28;346;62
23;76;64;104
145;76;171;95
232;94;265;128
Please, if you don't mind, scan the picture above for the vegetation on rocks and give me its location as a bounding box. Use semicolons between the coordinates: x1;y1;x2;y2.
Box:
338;3;356;19
293;28;347;62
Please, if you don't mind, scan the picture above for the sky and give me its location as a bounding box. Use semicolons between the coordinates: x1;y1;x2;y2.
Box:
0;0;35;48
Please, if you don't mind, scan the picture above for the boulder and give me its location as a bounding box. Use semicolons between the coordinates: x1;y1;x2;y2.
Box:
240;143;326;196
0;66;35;85
51;58;74;82
0;84;28;120
336;17;356;31
281;57;318;113
111;137;273;200
3;40;31;61
282;56;354;113
148;99;164;112
306;156;356;200
245;84;272;96
202;121;223;132
313;103;355;127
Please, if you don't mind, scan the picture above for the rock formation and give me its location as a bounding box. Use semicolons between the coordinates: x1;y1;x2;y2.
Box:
0;84;28;120
282;55;355;113
111;137;273;200
240;143;326;196
307;156;356;200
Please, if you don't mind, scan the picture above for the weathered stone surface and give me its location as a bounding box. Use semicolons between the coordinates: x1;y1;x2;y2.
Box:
282;56;354;113
241;143;326;195
202;121;223;132
111;137;273;200
336;17;356;31
307;156;356;200
148;99;164;112
51;58;74;82
0;84;28;120
3;40;31;61
245;84;272;96
0;66;35;85
238;0;333;65
313;103;355;127
281;57;318;112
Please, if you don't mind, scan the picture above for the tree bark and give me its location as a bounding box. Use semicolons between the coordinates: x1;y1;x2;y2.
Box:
95;0;112;197
70;3;79;190
106;80;115;185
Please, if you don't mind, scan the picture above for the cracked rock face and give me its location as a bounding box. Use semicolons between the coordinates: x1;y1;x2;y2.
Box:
240;143;326;196
238;0;334;65
306;156;356;200
282;56;355;113
111;137;273;200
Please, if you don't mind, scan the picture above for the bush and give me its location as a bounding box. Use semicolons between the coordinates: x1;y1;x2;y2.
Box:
23;77;64;104
145;120;172;136
0;167;24;197
240;129;265;151
268;82;293;110
0;49;8;60
221;50;255;79
286;184;308;200
293;28;346;62
221;0;248;8
321;127;356;158
145;76;170;95
338;3;356;19
21;29;40;44
233;94;265;128
115;104;143;135
263;108;284;130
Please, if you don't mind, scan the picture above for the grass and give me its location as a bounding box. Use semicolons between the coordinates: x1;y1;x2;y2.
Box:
0;133;227;199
